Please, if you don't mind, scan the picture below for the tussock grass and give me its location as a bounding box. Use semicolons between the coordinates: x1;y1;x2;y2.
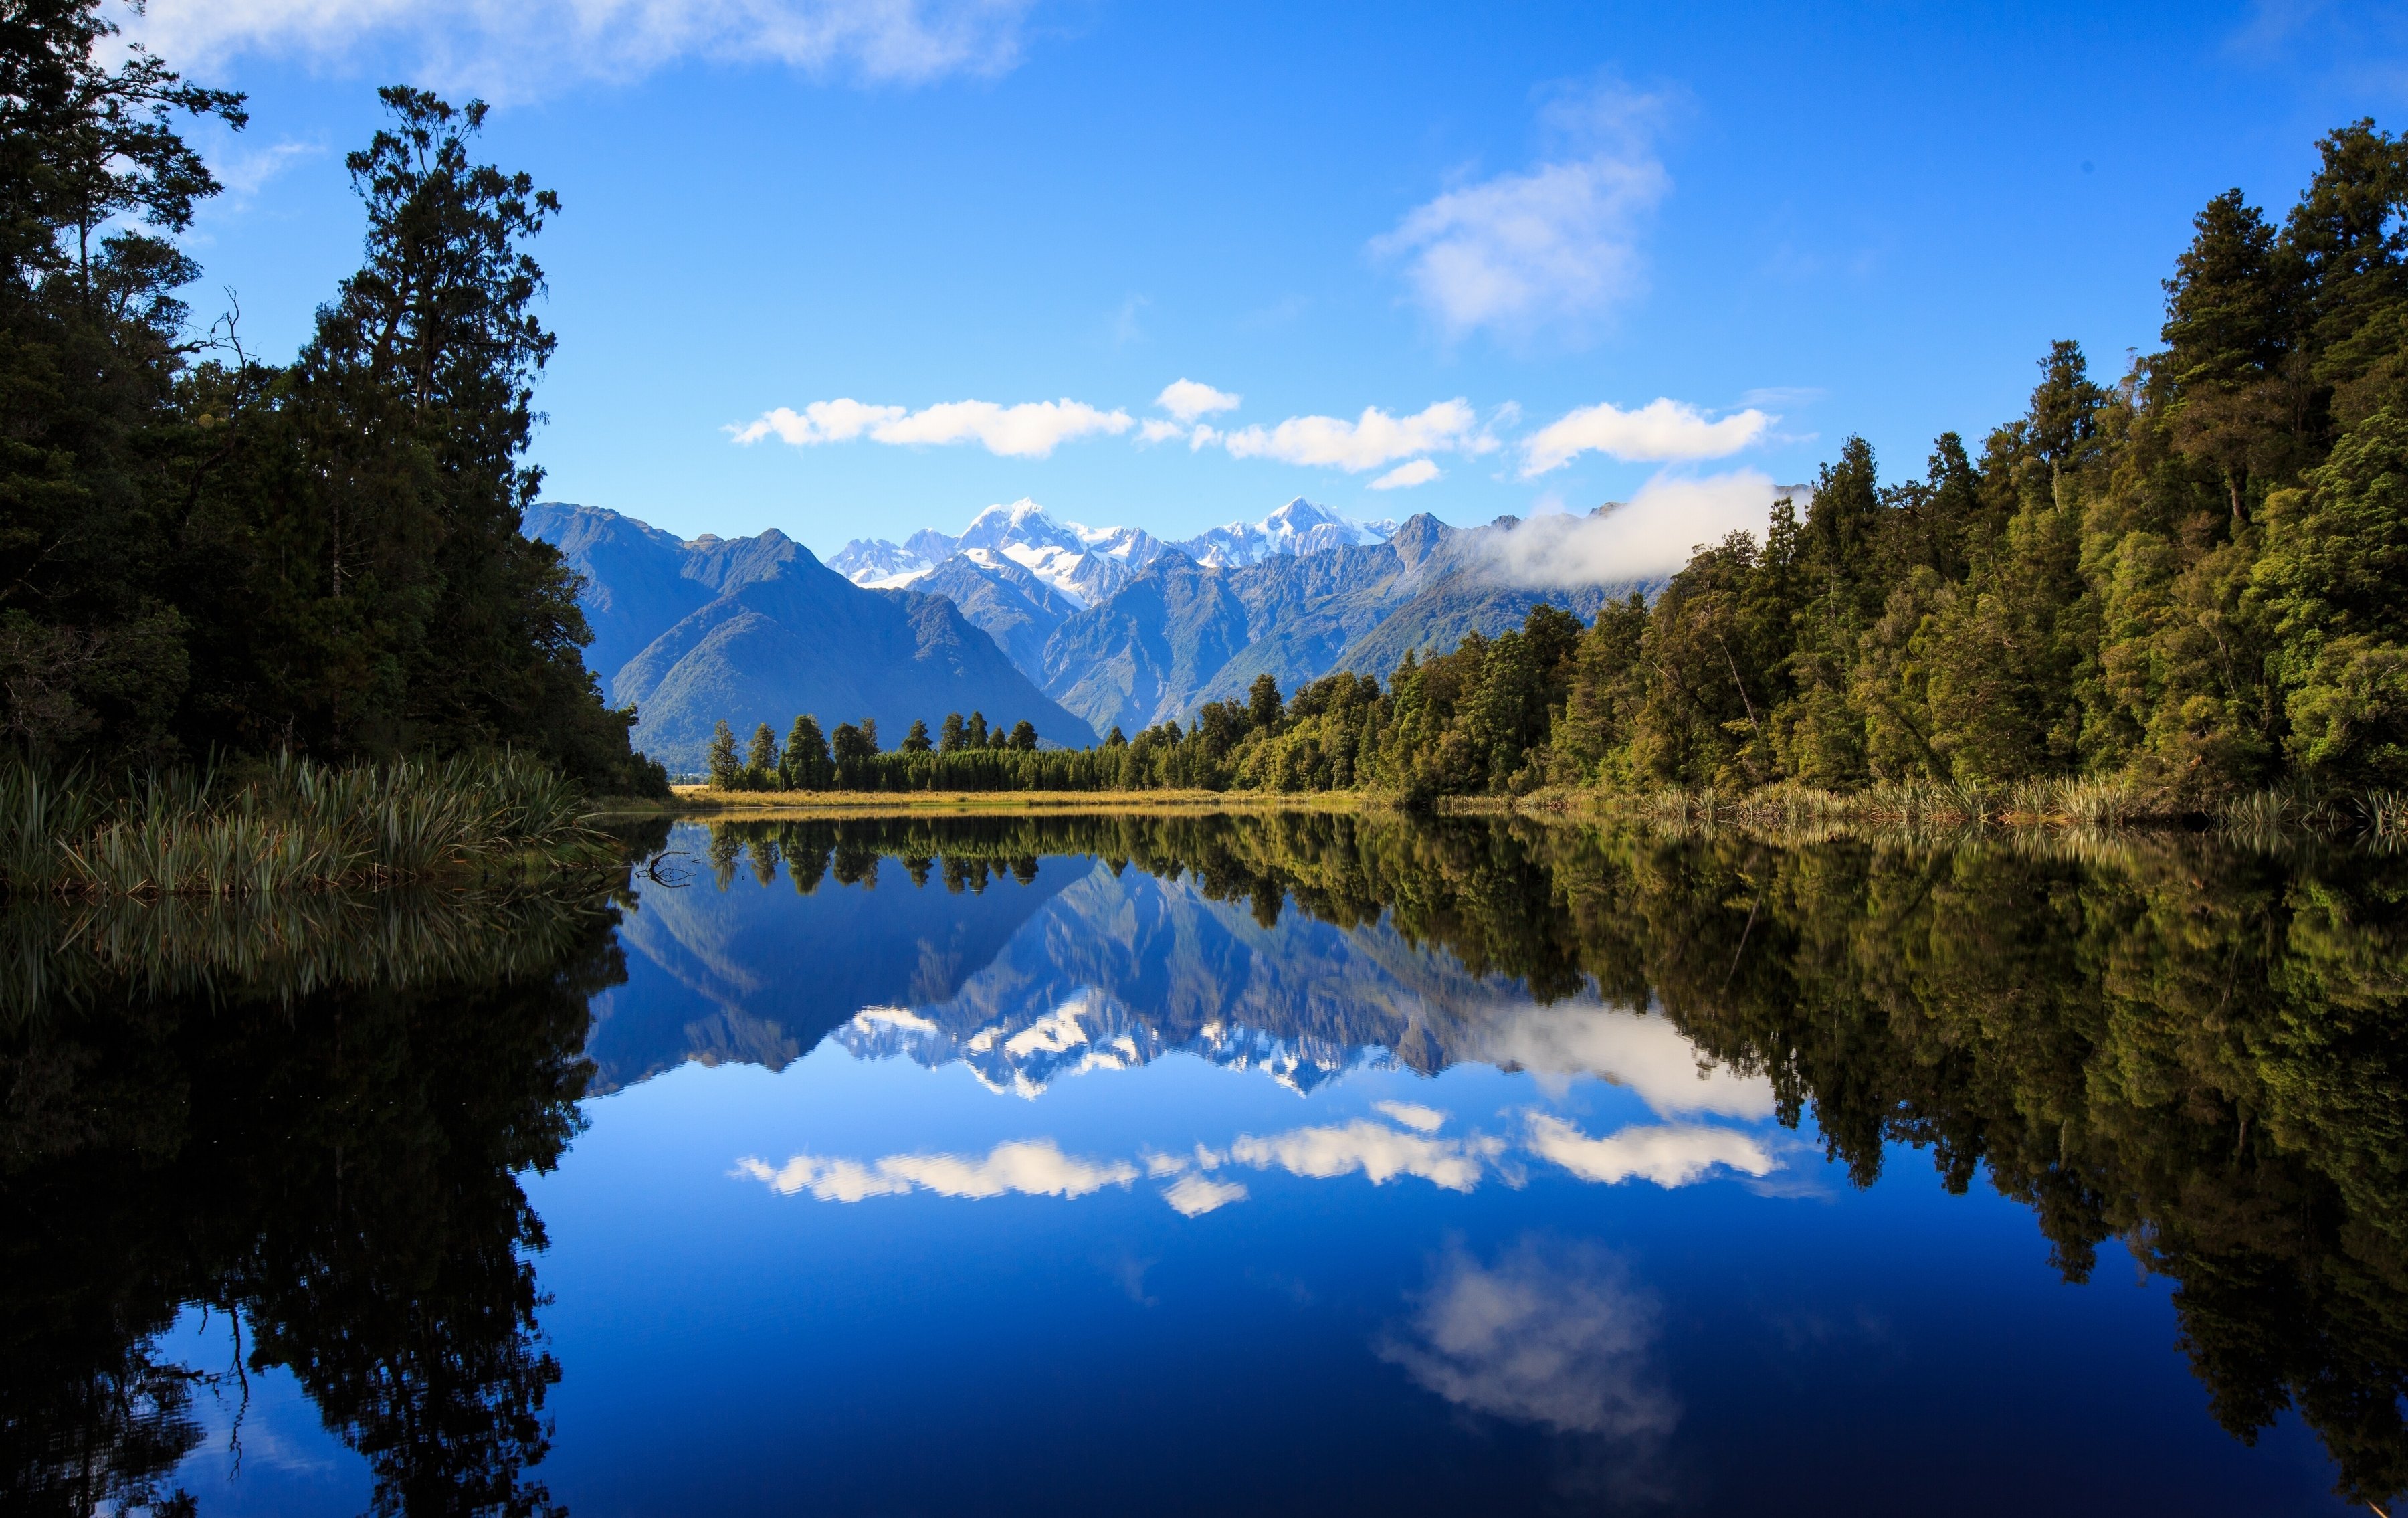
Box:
0;753;602;898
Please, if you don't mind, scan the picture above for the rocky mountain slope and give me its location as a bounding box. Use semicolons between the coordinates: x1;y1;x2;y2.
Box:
538;495;1650;748
827;498;1639;735
526;504;1085;770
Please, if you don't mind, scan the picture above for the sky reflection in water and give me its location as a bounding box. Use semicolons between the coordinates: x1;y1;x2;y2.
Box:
77;816;2386;1516
507;823;2355;1517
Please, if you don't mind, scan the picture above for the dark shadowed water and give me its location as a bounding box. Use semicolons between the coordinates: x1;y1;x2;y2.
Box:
7;813;2405;1516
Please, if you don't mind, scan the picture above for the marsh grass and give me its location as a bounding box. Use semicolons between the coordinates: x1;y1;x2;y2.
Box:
0;753;604;898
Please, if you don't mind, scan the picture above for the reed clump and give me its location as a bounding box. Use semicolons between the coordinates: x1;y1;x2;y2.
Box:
0;753;603;898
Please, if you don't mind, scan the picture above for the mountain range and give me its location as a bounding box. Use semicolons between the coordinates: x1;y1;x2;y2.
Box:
835;497;1635;735
530;494;1645;761
524;503;1084;771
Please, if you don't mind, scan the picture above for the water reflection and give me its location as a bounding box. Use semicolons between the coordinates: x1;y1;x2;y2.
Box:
0;883;632;1517
3;810;2405;1514
630;813;2408;1511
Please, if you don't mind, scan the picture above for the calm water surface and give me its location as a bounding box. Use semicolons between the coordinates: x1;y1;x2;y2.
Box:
9;814;2404;1515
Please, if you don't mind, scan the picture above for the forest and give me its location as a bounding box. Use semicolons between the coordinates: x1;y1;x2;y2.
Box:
722;117;2408;818
0;0;664;805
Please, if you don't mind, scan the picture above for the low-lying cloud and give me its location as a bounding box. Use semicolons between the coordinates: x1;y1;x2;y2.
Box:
1522;397;1771;476
1221;401;1482;473
732;397;1132;458
1155;378;1241;423
1482;469;1785;586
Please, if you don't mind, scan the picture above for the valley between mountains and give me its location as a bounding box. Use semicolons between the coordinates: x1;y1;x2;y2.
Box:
528;496;1645;771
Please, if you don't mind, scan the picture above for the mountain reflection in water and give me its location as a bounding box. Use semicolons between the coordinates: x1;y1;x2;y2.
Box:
3;812;2405;1515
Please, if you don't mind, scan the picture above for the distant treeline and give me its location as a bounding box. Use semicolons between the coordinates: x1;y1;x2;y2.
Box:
1;2;664;795
713;118;2408;812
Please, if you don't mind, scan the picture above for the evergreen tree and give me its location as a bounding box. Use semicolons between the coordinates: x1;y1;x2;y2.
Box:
1008;719;1037;752
939;711;966;753
902;718;932;753
2254;408;2408;785
781;714;829;789
706;719;738;789
0;17;660;791
1248;673;1284;731
2161;188;2300;520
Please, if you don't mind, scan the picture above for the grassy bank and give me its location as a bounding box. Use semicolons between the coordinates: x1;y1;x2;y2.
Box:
1;754;610;898
634;785;1385;818
641;773;2408;849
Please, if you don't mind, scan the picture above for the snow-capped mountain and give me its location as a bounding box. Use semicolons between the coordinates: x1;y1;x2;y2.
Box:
1178;497;1395;568
827;496;1387;601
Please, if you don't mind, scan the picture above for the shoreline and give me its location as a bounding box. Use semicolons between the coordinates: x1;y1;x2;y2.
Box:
600;787;1391;818
589;780;2406;846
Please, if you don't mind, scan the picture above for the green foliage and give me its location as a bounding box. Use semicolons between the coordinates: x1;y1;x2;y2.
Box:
0;7;662;797
0;751;601;897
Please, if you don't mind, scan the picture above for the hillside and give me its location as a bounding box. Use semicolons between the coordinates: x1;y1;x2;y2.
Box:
527;504;1086;769
825;498;1642;735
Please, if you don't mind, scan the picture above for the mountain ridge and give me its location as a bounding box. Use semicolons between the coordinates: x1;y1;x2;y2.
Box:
526;503;1086;769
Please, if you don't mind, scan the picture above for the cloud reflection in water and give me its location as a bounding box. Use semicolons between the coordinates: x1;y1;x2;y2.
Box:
1379;1237;1677;1445
737;1109;1775;1214
734;1140;1140;1202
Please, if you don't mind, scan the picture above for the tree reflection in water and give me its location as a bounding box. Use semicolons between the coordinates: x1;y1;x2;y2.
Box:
704;812;2408;1510
0;881;637;1517
3;810;2404;1513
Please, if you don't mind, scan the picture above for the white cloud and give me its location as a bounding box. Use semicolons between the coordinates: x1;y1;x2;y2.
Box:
1369;459;1441;491
728;398;904;446
1482;468;1785;585
1161;1174;1248;1216
1137;418;1187;445
1378;1238;1677;1441
208;138;322;199
1524;1114;1774;1188
1230;1119;1500;1192
126;0;1039;98
1467;1006;1774;1119
1156;378;1240;423
871;399;1134;456
1372;80;1671;340
1374;1101;1448;1132
1521;398;1771;476
735;1139;1139;1202
731;397;1132;458
1223;401;1478;473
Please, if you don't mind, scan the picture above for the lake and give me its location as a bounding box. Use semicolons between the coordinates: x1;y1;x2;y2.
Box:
7;812;2403;1516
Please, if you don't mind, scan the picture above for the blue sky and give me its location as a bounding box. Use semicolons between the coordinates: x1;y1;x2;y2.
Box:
150;1;2406;553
